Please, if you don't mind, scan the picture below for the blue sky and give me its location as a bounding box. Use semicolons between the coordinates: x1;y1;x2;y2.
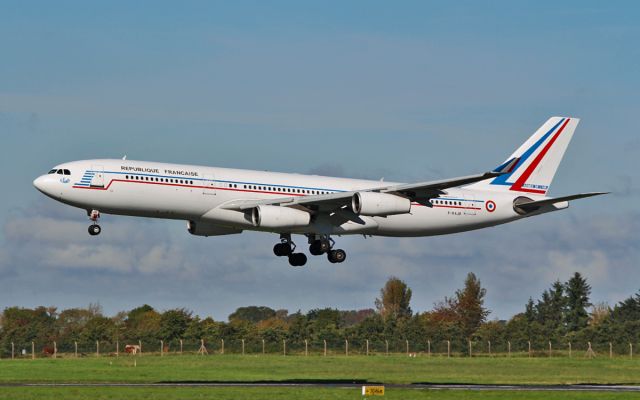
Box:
0;1;638;320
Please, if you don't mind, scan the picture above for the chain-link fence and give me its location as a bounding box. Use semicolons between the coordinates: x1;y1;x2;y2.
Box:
1;338;637;359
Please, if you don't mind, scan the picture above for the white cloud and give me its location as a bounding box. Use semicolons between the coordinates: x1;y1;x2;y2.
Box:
0;199;638;320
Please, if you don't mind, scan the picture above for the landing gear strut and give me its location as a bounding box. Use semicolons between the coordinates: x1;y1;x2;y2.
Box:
273;234;307;267
87;209;101;236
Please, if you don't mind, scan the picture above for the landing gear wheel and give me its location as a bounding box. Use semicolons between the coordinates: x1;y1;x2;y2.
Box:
273;242;293;257
88;224;101;236
309;239;331;255
288;253;307;267
327;249;346;263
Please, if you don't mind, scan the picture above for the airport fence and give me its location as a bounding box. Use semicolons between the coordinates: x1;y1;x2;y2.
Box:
1;338;636;359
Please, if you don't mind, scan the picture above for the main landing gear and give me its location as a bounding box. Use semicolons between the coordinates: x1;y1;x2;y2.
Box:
87;209;101;236
309;235;346;264
273;234;307;267
273;234;347;267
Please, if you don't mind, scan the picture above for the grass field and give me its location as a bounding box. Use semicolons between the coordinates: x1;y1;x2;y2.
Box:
2;355;640;399
1;355;639;385
0;387;639;400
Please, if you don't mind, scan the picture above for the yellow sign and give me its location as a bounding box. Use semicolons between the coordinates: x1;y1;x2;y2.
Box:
362;386;385;396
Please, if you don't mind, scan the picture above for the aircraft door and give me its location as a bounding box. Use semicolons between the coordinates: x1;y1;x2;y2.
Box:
202;174;216;195
90;165;105;188
463;194;477;216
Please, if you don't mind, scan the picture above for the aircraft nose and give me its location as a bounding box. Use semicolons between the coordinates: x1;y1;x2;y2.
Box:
33;175;55;195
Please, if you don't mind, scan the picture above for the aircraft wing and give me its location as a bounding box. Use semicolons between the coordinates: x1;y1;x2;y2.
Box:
379;171;503;199
221;171;503;212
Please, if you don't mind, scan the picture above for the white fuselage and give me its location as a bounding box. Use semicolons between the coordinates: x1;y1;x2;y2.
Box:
33;159;551;238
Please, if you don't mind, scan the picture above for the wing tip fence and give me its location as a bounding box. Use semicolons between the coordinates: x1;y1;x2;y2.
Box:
1;339;637;360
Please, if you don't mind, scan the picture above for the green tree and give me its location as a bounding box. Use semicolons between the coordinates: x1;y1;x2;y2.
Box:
0;307;56;351
375;277;412;320
81;316;116;342
160;309;192;341
455;272;490;339
124;305;161;342
565;272;591;332
229;306;276;324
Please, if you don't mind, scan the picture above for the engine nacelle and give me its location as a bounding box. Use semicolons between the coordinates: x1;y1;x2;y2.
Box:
352;192;411;216
187;220;242;237
251;205;311;229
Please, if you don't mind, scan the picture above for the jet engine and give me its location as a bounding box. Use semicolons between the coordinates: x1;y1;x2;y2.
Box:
352;192;411;216
187;220;242;236
251;205;311;229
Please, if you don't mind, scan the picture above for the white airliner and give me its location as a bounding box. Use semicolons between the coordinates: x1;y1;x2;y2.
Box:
34;117;605;266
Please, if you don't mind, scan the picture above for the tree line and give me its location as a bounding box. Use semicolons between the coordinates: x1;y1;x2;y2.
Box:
1;272;640;355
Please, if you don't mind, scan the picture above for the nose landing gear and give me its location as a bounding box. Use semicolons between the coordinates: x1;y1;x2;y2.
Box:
87;209;101;236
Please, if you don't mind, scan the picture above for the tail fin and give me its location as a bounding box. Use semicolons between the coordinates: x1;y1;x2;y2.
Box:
470;117;579;195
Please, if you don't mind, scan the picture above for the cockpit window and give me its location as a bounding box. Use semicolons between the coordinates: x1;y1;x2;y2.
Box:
63;169;71;175
57;170;63;174
48;169;57;174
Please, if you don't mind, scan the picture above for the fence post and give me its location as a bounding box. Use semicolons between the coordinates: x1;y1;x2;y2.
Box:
262;339;265;355
304;339;308;356
116;340;119;357
630;343;633;359
283;339;286;356
345;339;349;356
53;341;57;359
366;339;369;356
11;342;14;360
609;342;613;359
548;341;552;357
468;340;472;357
447;340;450;358
160;340;164;356
406;340;409;356
180;339;183;355
324;340;327;357
32;341;35;360
221;339;224;355
139;340;143;354
528;341;531;358
428;340;431;357
385;340;389;356
241;339;245;355
96;341;100;357
568;342;571;358
488;341;491;356
75;341;78;358
508;341;511;357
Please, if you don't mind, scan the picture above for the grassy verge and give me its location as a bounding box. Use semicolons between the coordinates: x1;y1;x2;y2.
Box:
0;355;639;385
0;387;639;400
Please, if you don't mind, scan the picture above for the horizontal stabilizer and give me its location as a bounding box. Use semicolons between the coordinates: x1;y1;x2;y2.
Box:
515;192;608;213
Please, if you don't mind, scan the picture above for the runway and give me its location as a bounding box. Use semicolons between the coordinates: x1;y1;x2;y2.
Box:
2;382;640;392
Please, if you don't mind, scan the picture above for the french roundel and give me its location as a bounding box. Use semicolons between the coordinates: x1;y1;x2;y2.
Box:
485;200;496;212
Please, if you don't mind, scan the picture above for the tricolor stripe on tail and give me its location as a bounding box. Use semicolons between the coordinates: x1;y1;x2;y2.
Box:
469;117;579;195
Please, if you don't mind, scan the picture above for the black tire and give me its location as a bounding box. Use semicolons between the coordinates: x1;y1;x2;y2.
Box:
289;253;307;267
274;243;292;257
319;240;331;253
333;249;346;263
327;250;337;263
309;242;323;256
88;224;101;236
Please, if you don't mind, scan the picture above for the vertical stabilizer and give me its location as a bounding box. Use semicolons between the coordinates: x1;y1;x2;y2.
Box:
469;117;579;195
